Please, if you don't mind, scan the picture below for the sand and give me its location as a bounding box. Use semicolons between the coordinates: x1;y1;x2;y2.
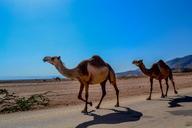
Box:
0;73;192;108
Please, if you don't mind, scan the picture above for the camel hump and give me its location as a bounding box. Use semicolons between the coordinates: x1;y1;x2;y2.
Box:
158;59;166;64
77;55;107;76
158;60;169;69
157;60;170;75
89;55;107;67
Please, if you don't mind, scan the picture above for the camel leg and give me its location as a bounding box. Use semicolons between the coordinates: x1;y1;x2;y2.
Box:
82;84;89;113
78;83;92;106
170;78;178;94
165;78;169;97
159;80;165;98
112;82;119;107
96;80;107;109
147;78;153;100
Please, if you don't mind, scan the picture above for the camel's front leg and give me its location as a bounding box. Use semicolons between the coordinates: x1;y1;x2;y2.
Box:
78;83;92;106
96;80;107;109
82;84;89;113
147;78;153;100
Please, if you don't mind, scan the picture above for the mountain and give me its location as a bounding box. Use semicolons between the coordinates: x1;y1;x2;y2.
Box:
166;55;192;72
116;69;142;78
116;54;192;78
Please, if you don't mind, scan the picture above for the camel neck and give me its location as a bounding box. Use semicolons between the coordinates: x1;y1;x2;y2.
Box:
139;63;151;76
55;61;78;79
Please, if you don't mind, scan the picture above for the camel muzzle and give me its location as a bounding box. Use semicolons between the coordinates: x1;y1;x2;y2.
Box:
43;58;48;62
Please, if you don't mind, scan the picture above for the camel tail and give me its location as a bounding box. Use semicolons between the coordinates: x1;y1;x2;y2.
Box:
169;70;174;80
106;64;116;84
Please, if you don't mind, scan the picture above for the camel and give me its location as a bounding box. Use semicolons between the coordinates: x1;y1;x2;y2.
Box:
43;55;119;113
132;59;178;100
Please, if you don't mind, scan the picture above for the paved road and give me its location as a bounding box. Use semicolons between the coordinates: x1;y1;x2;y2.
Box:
0;88;192;128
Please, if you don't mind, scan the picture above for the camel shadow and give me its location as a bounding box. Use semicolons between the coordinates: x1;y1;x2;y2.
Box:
168;109;192;116
75;107;143;128
168;96;192;107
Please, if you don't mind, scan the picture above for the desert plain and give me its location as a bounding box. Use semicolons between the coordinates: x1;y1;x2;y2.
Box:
0;72;192;128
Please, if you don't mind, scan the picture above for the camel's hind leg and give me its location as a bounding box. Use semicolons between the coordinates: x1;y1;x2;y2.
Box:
171;79;178;94
159;80;165;98
108;64;119;107
169;72;178;94
112;82;119;107
95;80;107;109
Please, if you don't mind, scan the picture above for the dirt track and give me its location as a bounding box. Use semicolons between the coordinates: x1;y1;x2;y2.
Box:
0;87;192;128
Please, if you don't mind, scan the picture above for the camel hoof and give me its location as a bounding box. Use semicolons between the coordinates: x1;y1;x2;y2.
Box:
89;102;93;106
161;95;165;98
115;104;119;107
146;97;151;100
161;94;165;98
81;109;88;114
95;106;100;109
175;91;178;94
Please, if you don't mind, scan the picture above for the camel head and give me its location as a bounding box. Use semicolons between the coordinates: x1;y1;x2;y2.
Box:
43;56;61;66
132;60;143;67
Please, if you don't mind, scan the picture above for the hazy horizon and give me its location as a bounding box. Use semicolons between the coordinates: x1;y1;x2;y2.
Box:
0;0;192;78
0;54;192;80
0;75;63;80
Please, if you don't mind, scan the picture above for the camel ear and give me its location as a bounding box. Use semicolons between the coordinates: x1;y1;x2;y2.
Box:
140;60;143;63
58;56;61;59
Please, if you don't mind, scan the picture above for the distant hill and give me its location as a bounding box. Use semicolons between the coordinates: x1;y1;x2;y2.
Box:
116;69;142;78
166;55;192;72
116;54;192;78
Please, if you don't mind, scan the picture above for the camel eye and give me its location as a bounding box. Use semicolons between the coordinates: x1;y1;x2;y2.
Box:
51;58;55;61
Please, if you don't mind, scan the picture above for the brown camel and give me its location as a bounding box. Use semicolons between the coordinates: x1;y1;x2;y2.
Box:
43;55;119;113
132;59;178;100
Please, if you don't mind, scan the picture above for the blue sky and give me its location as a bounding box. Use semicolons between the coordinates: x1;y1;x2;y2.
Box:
0;0;192;78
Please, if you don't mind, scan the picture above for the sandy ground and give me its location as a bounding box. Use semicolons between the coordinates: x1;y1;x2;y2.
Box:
0;73;192;108
0;87;192;128
0;73;192;128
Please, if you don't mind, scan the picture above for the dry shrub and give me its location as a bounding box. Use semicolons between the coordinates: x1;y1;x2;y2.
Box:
0;89;49;113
